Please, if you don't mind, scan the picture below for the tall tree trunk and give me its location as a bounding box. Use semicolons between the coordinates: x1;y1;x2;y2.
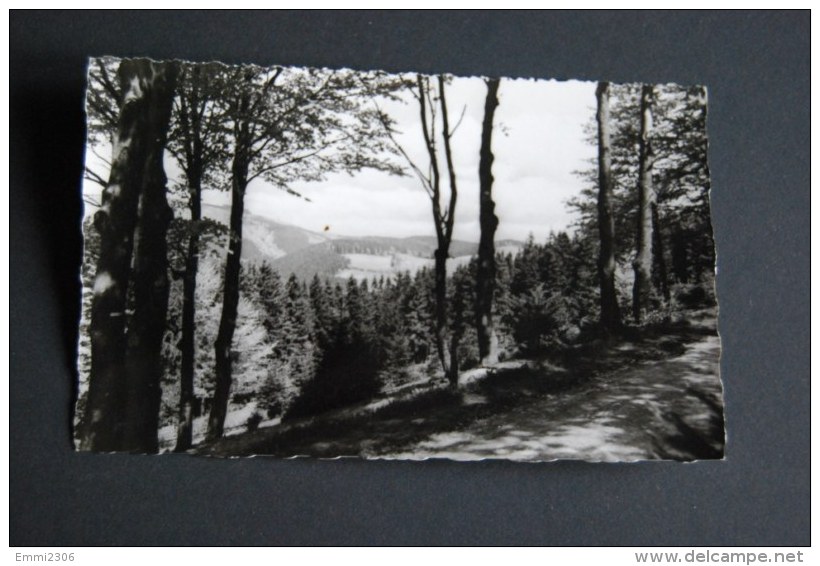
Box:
438;75;459;387
407;75;461;385
174;65;208;451
120;68;177;454
207;102;251;442
81;59;176;452
174;169;202;452
413;75;454;385
595;81;621;332
476;78;501;365
121;62;177;453
632;84;657;322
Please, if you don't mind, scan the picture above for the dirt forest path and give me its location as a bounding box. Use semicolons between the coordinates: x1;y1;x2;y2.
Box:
204;324;724;462
380;334;723;462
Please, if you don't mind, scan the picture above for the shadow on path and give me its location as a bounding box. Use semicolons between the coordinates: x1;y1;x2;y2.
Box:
384;335;723;462
202;320;724;462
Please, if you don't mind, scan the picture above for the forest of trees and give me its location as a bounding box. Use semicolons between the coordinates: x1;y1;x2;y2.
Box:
571;82;714;325
75;58;715;453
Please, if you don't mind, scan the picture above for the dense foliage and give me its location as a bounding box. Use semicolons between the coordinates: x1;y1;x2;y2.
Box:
570;83;715;308
79;226;609;443
76;58;716;452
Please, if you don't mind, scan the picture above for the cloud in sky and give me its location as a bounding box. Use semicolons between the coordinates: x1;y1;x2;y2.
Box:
85;68;598;244
232;75;597;243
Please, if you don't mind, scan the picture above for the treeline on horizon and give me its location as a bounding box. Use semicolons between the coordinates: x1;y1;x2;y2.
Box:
75;58;714;453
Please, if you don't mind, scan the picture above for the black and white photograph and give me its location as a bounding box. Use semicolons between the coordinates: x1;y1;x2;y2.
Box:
74;57;723;462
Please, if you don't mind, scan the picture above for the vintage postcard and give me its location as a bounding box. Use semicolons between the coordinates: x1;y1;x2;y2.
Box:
75;58;723;461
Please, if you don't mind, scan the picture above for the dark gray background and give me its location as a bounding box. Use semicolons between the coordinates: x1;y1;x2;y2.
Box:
10;11;810;546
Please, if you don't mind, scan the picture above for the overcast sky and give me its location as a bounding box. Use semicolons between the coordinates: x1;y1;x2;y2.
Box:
85;71;597;244
228;75;595;243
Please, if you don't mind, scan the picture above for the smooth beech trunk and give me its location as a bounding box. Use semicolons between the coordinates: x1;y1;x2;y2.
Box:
207;92;251;442
174;168;202;452
595;81;621;332
121;62;177;452
414;75;459;386
437;75;460;386
476;78;501;364
632;84;657;322
121;62;178;453
175;69;207;452
82;59;177;452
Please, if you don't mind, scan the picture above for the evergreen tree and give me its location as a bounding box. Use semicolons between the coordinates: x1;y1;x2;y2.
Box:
404;269;434;364
493;251;516;357
309;274;335;354
571;82;714;323
283;273;316;389
286;275;382;420
373;274;410;371
451;262;478;371
255;262;285;340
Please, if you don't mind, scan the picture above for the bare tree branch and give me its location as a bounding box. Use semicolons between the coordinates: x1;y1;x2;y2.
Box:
247;134;352;185
417;74;444;238
370;99;434;198
82;194;101;208
83;166;108;188
95;59;121;104
448;104;468;137
89;146;112;168
438;75;458;243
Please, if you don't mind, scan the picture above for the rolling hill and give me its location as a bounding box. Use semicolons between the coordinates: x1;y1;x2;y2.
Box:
202;203;524;281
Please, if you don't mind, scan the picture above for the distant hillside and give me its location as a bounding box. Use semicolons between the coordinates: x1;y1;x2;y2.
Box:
330;236;477;259
270;242;350;281
201;203;524;281
202;203;333;260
